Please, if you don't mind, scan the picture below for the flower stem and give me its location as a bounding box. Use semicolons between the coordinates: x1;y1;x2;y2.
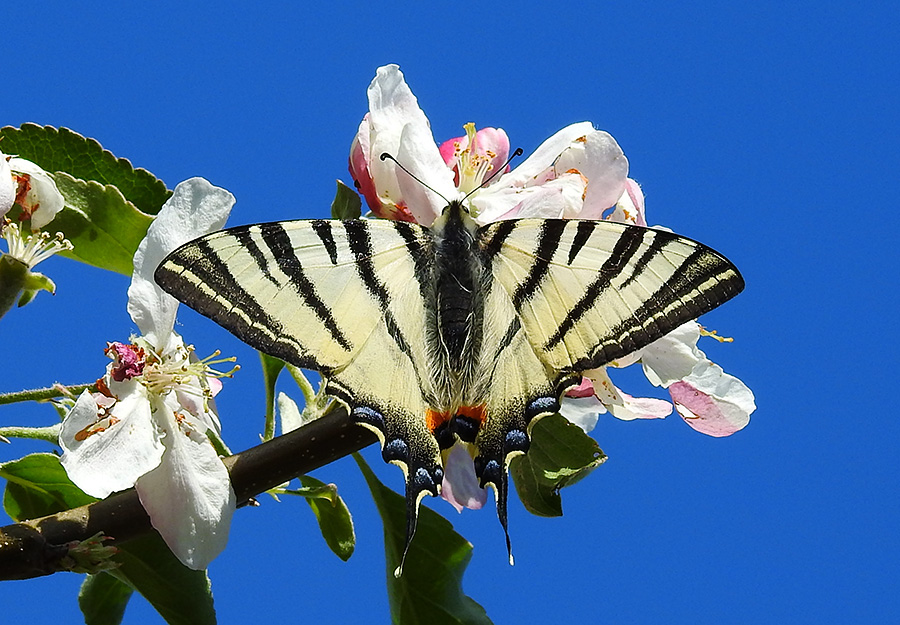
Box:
0;424;60;443
286;364;316;405
0;383;95;406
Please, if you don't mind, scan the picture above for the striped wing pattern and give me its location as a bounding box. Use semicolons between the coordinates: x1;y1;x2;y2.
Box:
464;218;743;552
155;211;744;568
154;218;447;502
480;218;744;375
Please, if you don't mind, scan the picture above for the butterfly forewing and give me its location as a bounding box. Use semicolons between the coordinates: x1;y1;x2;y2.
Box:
155;217;444;475
480;219;744;374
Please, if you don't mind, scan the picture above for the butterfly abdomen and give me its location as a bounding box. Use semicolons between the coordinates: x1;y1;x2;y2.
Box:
433;202;485;375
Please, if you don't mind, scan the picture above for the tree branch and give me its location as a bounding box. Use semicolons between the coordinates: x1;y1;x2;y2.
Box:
0;405;377;581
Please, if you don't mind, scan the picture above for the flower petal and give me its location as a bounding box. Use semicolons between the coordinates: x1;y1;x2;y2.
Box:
60;388;164;499
277;391;304;434
135;409;236;570
396;121;457;225
497;122;595;188
438;127;511;184
365;65;455;225
127;178;234;347
559;395;606;432
606;178;647;226
474;173;587;223
607;391;673;421
554;130;628;219
9;158;66;229
669;360;756;437
441;443;487;512
585;368;672;421
640;322;704;387
0;153;14;218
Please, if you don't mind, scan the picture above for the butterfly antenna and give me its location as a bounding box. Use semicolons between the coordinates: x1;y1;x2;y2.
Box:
380;152;450;205
460;147;524;204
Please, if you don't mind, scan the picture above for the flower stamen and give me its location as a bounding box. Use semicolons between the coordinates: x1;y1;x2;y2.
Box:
455;123;495;195
2;219;73;268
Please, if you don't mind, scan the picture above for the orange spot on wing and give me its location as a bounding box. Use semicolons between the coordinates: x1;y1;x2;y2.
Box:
457;404;487;423
426;409;452;433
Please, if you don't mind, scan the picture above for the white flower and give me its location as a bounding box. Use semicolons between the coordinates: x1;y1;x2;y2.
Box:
60;178;237;570
349;64;629;226
638;322;756;436
3;155;65;230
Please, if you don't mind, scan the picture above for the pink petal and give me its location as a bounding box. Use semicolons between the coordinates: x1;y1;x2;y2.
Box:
565;377;596;398
669;361;755;437
439;127;511;187
348;115;386;216
438;134;463;167
441;443;487;512
605;178;647;226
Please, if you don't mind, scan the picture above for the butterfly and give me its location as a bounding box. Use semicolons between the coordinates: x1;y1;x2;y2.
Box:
154;198;743;571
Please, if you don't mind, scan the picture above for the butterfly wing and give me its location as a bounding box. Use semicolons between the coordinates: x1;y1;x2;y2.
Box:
471;218;744;546
155;219;446;526
481;218;744;375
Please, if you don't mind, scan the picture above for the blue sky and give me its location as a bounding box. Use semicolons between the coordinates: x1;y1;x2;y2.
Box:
2;1;898;623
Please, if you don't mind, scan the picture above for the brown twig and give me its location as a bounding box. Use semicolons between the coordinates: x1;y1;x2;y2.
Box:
0;405;377;580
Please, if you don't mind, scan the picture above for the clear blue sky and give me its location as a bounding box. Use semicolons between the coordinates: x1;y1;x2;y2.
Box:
2;2;898;623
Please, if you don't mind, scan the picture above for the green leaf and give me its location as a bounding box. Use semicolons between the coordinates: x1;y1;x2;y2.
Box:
79;572;134;625
259;351;286;441
331;179;362;219
355;454;492;625
47;172;155;275
0;453;97;521
510;414;607;517
297;475;355;561
0;254;29;320
0;124;171;215
109;533;216;625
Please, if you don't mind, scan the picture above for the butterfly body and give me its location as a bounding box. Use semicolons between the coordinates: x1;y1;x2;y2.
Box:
154;200;743;564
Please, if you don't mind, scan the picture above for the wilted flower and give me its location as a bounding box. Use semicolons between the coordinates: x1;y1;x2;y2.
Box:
60;178;238;570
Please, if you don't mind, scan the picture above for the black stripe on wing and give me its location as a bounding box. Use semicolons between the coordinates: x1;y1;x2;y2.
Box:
511;220;567;310
571;243;745;371
310;220;339;264
342;220;429;379
154;234;324;372
259;222;353;352
544;225;647;350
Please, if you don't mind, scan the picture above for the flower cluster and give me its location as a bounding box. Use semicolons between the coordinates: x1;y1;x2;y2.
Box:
59;178;238;570
350;64;755;512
